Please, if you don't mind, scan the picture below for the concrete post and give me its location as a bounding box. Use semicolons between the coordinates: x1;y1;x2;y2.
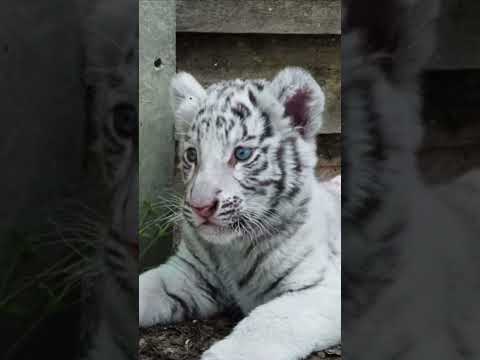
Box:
139;0;176;268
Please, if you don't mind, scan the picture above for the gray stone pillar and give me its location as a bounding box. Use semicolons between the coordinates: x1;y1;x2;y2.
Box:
139;0;176;268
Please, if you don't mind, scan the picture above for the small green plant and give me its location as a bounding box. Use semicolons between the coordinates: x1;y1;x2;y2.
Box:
1;193;182;357
0;224;92;359
139;193;181;261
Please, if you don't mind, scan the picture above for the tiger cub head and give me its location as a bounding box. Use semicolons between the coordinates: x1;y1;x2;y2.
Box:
170;67;325;244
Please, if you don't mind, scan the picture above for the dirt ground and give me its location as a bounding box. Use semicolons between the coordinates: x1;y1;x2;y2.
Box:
139;315;342;360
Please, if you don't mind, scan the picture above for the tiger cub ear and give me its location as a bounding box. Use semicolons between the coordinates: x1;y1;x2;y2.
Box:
169;72;206;135
269;67;325;141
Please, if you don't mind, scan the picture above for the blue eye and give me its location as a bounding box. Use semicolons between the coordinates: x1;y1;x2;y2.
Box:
185;147;197;163
234;146;254;161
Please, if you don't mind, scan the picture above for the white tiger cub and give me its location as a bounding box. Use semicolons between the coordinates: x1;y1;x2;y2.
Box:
139;67;341;360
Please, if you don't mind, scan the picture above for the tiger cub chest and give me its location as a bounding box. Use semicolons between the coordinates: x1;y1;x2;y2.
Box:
212;229;321;312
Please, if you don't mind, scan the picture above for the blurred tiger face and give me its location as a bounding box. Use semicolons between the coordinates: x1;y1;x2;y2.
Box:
342;32;422;225
85;23;138;249
342;33;386;225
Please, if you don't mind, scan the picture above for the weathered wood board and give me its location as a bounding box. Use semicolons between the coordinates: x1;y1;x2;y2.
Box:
313;124;480;185
317;134;341;180
178;0;480;70
419;69;480;182
177;0;341;35
419;121;480;184
418;144;480;184
177;33;341;133
422;70;480;133
312;118;480;185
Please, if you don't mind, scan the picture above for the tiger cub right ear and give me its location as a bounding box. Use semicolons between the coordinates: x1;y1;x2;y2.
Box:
169;72;206;135
269;67;325;142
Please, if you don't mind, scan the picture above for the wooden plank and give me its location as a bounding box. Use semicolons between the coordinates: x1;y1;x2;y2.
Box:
418;145;480;185
422;70;480;149
418;123;480;184
428;0;480;69
139;0;176;268
177;33;341;133
317;134;341;171
316;134;341;180
311;128;480;185
421;121;480;150
177;0;341;35
423;70;480;115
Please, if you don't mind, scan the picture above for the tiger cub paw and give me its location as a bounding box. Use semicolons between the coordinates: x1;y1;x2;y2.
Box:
138;275;171;327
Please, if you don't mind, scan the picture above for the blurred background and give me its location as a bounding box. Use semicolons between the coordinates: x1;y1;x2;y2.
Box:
419;0;480;184
1;1;138;358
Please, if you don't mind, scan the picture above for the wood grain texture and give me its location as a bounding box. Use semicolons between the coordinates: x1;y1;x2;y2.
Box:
177;0;340;34
177;33;341;133
316;134;341;180
418;145;480;185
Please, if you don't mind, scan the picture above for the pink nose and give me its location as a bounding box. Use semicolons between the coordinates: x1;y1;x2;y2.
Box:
191;200;219;219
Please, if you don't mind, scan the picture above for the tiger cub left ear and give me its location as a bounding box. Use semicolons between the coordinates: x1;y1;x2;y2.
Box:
169;72;206;136
270;67;325;141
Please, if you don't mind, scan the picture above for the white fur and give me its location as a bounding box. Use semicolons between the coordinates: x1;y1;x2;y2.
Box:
140;68;341;359
270;67;326;138
170;72;207;135
140;181;341;359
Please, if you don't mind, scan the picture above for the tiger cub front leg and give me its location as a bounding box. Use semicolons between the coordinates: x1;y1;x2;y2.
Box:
139;243;222;327
201;278;340;360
